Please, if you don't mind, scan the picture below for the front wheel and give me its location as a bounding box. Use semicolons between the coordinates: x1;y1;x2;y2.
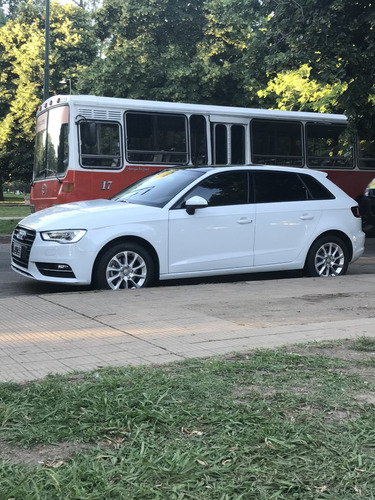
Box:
304;236;349;277
95;242;155;289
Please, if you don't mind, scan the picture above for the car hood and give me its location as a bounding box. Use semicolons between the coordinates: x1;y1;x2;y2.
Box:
18;199;163;231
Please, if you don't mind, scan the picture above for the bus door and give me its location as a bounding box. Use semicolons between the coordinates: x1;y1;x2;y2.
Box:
210;116;249;165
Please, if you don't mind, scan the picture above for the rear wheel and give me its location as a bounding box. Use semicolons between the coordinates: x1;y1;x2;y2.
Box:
305;236;349;277
95;242;155;289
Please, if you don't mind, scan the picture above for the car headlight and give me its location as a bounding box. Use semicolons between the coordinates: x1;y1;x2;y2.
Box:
40;229;87;244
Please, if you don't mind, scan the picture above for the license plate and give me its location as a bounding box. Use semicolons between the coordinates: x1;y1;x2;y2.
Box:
12;241;22;258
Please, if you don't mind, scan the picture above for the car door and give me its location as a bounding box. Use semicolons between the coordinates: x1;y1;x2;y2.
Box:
253;170;322;266
168;170;255;274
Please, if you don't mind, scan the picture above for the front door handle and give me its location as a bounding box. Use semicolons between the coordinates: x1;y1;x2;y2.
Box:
300;213;314;220
237;218;253;224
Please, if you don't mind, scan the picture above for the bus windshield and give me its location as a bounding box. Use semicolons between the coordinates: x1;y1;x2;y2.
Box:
34;106;69;180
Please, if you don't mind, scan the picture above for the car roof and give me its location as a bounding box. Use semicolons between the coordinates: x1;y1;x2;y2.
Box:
174;165;327;178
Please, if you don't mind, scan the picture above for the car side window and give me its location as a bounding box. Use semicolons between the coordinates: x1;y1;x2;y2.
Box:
174;171;249;208
253;171;308;203
299;173;335;200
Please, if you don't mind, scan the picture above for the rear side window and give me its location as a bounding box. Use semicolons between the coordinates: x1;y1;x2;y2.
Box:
253;171;335;203
299;173;335;200
253;171;308;203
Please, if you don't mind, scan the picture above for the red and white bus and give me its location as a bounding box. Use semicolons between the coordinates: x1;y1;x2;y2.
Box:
30;94;375;212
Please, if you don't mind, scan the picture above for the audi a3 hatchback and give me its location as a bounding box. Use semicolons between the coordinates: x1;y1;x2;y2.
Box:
11;166;365;289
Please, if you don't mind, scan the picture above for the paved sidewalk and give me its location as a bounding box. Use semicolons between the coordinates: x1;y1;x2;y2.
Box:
1;274;375;383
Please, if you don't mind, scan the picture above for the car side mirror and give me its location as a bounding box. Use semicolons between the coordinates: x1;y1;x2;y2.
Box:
185;195;208;215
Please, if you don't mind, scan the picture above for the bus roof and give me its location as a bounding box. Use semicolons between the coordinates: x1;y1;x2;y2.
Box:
38;94;347;123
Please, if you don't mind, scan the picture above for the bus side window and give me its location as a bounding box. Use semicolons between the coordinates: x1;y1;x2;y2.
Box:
306;123;353;169
190;115;207;165
125;112;188;164
80;122;122;169
231;125;245;164
212;124;228;164
251;119;303;167
358;135;375;169
211;123;246;165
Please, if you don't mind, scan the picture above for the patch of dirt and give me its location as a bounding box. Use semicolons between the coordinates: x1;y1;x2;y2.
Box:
0;441;93;467
284;406;360;424
343;366;375;385
354;392;375;405
234;385;361;423
234;384;277;401
0;437;125;467
284;339;375;361
233;340;375;422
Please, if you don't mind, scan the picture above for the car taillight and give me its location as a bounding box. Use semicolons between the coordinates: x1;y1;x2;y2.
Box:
351;206;361;218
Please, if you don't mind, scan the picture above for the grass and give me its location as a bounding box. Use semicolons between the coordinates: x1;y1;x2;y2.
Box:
1;194;26;203
0;206;30;217
0;198;30;235
1;342;375;499
0;219;20;235
352;335;375;352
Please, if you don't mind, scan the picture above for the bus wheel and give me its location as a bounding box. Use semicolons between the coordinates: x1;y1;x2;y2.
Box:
304;236;349;277
96;242;155;289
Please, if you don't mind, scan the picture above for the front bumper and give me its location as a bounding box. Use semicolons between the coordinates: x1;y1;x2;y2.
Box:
11;227;95;285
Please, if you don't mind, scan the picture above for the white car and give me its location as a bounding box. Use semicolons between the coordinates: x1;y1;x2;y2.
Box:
11;166;365;289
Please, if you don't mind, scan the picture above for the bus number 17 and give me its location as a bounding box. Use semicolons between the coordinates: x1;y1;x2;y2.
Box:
101;181;112;191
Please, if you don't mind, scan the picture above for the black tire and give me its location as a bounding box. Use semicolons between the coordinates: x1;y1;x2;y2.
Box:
304;236;349;277
95;242;155;289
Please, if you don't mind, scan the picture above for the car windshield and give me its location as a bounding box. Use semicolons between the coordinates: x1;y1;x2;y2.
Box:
111;168;206;207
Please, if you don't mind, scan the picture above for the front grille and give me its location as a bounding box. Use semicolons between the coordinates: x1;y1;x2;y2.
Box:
11;226;36;268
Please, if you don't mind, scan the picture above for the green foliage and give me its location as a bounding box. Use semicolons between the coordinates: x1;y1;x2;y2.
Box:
196;0;269;106
0;1;97;189
260;0;375;130
0;218;21;234
79;0;207;102
352;335;375;353
258;64;348;113
1;0;375;197
1;346;375;498
81;0;269;107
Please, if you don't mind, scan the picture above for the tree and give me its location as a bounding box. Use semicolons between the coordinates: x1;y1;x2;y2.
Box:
259;0;375;131
78;0;270;107
78;0;208;102
0;6;42;199
0;0;98;199
195;0;269;106
257;64;348;113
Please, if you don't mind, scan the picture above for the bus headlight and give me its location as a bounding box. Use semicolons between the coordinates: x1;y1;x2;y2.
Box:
41;229;87;243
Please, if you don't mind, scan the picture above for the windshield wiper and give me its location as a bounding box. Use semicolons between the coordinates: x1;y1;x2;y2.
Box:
35;168;63;184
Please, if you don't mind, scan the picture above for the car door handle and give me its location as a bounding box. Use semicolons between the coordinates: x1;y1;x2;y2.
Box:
300;213;314;220
237;218;253;224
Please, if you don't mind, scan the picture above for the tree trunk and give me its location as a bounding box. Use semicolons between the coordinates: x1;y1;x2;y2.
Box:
0;179;4;202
